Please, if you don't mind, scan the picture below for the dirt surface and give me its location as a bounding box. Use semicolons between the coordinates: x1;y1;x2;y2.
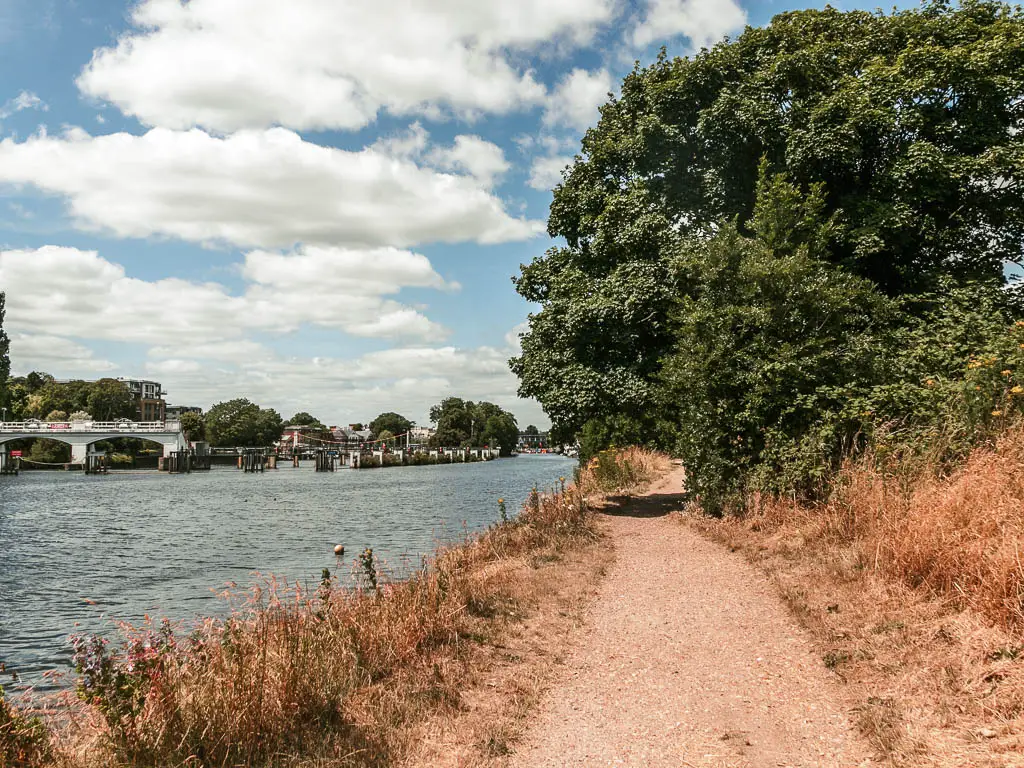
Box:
508;464;874;768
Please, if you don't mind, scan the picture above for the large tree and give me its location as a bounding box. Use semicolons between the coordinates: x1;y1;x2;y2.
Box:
87;378;137;421
205;399;283;447
513;0;1024;443
428;398;519;455
0;293;9;417
369;412;413;439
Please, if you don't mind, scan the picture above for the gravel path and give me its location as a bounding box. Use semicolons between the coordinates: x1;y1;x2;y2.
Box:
509;466;873;768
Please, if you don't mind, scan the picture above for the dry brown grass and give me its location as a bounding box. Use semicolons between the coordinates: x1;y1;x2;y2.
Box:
691;425;1024;767
4;448;668;768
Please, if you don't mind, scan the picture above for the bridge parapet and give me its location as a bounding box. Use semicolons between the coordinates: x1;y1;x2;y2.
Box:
0;420;181;434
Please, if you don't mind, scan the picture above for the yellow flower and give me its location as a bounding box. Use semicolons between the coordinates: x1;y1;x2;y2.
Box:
975;385;982;391
1016;321;1024;328
1002;370;1013;377
992;410;1003;417
1012;386;1024;395
925;379;935;387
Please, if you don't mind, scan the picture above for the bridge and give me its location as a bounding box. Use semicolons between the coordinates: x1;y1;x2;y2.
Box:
0;420;187;464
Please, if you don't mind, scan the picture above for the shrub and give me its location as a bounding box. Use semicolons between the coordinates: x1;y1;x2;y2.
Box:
0;685;51;767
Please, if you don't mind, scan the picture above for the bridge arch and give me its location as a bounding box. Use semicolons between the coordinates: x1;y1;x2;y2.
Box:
0;421;186;464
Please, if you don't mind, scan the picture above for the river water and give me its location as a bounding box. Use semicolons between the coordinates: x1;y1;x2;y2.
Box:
0;455;575;691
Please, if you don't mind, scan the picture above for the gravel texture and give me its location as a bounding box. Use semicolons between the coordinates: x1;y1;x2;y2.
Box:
509;465;874;768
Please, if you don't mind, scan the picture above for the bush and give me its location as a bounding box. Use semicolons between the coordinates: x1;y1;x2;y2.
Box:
0;685;51;767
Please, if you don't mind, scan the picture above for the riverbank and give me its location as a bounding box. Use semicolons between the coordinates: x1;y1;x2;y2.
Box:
690;425;1024;767
0;449;665;767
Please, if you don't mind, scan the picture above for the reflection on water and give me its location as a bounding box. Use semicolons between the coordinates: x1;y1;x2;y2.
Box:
0;455;574;690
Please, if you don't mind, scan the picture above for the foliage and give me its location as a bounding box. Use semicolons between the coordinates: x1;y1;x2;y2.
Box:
369;411;413;439
513;0;1024;428
178;411;205;442
0;293;9;416
523;424;539;436
204;399;283;447
513;0;1024;507
27;438;70;464
44;410;68;422
15;377;136;422
87;379;138;421
288;411;327;431
0;684;51;767
376;429;395;444
70;410;92;421
428;398;519;455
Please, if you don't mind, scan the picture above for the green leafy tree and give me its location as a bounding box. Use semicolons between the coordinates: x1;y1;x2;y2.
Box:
45;410;69;422
659;175;897;510
524;424;540;436
513;0;1024;447
427;398;519;454
288;411;327;430
369;412;413;439
376;429;395;446
205;399;283;447
86;379;137;421
0;293;9;416
179;412;206;442
28;438;70;464
429;398;473;447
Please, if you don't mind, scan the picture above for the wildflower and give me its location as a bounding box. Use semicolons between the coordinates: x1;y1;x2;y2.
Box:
925;379;935;387
1013;386;1024;395
1003;370;1013;377
1016;320;1024;328
992;410;1003;417
976;386;982;391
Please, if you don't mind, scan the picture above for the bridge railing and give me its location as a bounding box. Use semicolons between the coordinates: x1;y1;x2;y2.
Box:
0;421;182;434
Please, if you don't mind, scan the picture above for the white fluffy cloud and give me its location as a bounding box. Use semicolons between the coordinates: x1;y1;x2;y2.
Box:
143;343;540;427
542;68;614;131
632;0;747;50
427;136;511;189
528;155;574;191
0;245;454;344
9;333;116;373
0;127;542;249
77;0;619;132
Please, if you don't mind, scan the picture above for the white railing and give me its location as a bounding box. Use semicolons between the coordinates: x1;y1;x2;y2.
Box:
0;420;182;434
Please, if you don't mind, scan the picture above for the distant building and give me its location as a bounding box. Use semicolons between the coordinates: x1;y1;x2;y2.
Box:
409;426;436;447
118;378;166;422
518;431;549;450
331;426;374;450
281;424;328;452
165;405;202;421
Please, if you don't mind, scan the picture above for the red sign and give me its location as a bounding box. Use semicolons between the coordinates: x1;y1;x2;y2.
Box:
10;450;22;457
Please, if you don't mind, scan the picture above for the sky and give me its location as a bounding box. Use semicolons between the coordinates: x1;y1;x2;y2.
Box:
0;0;919;429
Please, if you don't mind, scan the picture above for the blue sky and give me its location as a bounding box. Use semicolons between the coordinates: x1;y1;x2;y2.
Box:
0;0;920;428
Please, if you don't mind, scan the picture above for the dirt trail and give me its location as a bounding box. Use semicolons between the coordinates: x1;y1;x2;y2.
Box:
508;464;873;768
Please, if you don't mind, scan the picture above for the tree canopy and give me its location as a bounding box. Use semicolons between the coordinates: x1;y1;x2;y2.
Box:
205;399;283;447
428;398;519;456
0;293;9;417
179;412;206;442
288;412;327;431
512;0;1024;511
369;412;413;439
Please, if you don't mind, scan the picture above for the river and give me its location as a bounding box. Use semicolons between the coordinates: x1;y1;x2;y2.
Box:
0;455;575;692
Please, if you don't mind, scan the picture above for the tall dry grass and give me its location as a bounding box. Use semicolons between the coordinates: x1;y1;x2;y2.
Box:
5;448;666;768
695;425;1024;765
749;423;1024;630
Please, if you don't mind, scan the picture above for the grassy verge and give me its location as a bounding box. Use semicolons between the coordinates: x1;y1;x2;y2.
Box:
690;425;1024;767
2;448;665;768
